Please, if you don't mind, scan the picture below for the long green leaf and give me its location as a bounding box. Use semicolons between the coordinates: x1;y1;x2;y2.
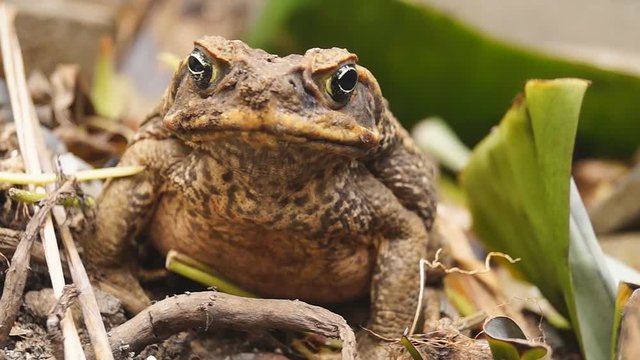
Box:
460;79;615;360
247;0;640;158
568;179;616;360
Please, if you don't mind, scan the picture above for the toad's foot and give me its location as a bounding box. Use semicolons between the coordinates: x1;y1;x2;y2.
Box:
357;330;395;359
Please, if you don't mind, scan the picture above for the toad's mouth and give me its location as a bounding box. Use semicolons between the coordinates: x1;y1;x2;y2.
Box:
162;107;380;152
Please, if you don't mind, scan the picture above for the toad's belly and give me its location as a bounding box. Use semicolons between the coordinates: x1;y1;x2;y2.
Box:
146;197;375;303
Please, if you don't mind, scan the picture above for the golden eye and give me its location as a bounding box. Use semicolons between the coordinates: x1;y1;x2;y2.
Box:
187;48;218;89
326;64;358;102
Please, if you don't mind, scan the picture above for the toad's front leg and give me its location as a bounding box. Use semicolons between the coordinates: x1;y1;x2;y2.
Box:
358;206;428;359
88;136;187;313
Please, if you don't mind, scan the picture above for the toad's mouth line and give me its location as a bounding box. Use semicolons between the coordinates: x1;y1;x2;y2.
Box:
179;127;372;154
163;110;380;152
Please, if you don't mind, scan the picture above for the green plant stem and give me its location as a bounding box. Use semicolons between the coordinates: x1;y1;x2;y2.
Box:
165;250;256;298
0;166;144;185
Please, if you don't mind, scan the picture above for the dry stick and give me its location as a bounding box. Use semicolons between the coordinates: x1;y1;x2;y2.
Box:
0;4;85;358
0;228;70;275
34;84;115;360
54;212;115;360
47;285;79;360
108;292;357;360
0;228;71;277
0;180;74;346
17;4;113;357
32;44;114;359
34;85;114;359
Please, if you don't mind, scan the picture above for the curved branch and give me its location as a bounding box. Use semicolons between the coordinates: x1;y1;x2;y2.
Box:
108;291;356;360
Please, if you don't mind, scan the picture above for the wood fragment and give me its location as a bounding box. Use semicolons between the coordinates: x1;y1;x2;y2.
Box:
108;291;357;360
0;180;74;347
47;285;79;360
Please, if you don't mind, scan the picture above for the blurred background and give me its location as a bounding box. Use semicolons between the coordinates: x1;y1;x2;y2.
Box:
9;0;640;158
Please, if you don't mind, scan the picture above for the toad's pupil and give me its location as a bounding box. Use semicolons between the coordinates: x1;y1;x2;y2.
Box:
337;67;357;92
328;64;358;103
188;55;205;74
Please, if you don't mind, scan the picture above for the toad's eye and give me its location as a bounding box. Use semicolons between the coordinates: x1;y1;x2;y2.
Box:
187;49;217;89
326;64;358;103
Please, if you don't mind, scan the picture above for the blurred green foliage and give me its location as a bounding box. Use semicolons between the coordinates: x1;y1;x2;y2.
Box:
247;0;640;158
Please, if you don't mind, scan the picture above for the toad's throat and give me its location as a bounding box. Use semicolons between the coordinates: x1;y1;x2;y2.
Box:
163;107;380;151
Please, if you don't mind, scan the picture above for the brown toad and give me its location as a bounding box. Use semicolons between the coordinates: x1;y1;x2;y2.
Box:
88;36;438;357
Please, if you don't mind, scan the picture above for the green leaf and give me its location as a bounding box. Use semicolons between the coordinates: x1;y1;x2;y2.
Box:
568;179;617;360
247;0;640;158
460;78;616;360
484;316;549;360
400;335;424;360
91;37;125;119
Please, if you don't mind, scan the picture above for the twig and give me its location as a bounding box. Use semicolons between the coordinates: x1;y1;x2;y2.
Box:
47;285;79;360
108;291;357;360
0;227;70;276
0;180;74;346
423;249;520;276
408;249;520;337
0;227;21;267
0;4;85;358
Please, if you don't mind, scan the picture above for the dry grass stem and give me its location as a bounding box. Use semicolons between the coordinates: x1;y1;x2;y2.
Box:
0;166;145;185
0;3;86;358
409;256;427;336
54;206;115;360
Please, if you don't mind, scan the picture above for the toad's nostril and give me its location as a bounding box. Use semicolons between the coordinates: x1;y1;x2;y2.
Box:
288;79;297;89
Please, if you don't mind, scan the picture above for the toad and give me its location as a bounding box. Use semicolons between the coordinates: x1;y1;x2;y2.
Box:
88;36;438;358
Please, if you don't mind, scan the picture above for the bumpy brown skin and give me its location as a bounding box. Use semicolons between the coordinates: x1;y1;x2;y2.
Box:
89;36;437;358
